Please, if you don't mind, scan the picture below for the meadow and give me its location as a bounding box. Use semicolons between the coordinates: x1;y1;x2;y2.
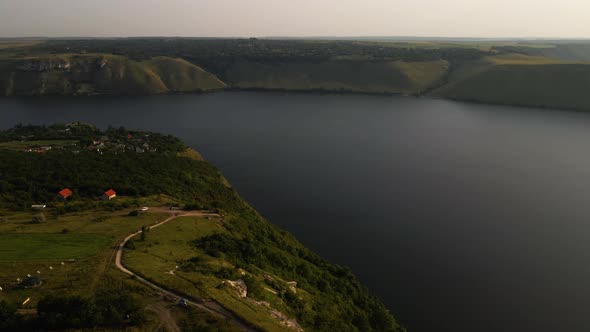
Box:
0;233;110;262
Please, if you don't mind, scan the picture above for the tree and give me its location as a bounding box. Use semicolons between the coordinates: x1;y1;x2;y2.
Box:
140;226;147;241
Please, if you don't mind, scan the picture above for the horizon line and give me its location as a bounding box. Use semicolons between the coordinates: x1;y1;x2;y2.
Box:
1;35;590;41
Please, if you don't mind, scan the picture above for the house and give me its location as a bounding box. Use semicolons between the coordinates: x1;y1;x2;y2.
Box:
58;188;73;200
103;189;117;200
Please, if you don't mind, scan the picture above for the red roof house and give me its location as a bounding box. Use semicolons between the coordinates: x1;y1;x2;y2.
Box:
103;189;117;200
58;188;73;200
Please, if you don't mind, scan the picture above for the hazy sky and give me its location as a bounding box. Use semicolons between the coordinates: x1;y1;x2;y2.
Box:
0;0;588;38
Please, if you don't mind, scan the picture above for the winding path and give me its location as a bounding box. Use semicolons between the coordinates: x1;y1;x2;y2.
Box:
114;210;257;332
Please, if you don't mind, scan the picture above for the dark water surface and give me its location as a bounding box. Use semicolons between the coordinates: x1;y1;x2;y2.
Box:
2;92;590;332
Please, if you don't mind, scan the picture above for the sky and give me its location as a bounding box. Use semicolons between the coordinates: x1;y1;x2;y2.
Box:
0;0;589;39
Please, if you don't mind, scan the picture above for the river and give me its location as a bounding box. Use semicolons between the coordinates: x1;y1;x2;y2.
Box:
2;92;590;332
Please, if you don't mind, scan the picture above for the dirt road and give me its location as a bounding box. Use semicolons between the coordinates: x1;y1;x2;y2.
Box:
114;210;258;332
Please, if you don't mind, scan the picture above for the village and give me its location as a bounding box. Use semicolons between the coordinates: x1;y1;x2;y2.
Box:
22;127;159;154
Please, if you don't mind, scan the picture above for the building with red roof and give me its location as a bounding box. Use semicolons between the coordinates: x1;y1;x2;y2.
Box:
58;188;73;200
103;189;117;200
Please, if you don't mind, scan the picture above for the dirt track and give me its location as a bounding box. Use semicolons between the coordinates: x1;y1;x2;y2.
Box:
114;210;258;332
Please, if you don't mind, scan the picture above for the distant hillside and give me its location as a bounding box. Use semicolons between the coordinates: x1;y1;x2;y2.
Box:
222;59;449;94
431;54;590;110
0;54;226;96
2;38;590;111
493;44;590;61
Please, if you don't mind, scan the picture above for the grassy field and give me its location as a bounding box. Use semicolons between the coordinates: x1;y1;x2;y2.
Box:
0;140;78;151
0;207;167;303
0;233;110;262
0;41;43;50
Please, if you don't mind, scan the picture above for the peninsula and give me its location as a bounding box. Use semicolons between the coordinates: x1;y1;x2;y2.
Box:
0;124;404;332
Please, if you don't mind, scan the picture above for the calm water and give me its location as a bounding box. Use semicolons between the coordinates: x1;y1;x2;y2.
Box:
2;92;590;332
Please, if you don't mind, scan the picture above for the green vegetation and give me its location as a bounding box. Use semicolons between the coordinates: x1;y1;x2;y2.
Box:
0;233;110;262
432;54;590;110
493;43;590;61
2;38;590;110
37;288;145;330
0;300;21;331
0;124;239;211
0;124;403;331
0;54;225;96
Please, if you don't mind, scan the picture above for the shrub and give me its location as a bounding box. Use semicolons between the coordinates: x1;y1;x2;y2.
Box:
37;290;145;329
0;300;21;331
140;226;147;241
128;210;139;217
32;212;46;224
125;240;136;250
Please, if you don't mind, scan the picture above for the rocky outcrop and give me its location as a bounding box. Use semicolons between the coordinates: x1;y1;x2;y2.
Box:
222;279;248;298
16;57;107;73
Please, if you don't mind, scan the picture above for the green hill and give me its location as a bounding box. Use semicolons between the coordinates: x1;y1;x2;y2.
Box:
0;54;226;96
222;59;449;94
431;54;590;110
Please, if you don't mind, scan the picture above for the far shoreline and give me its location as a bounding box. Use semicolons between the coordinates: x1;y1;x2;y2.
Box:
0;88;583;113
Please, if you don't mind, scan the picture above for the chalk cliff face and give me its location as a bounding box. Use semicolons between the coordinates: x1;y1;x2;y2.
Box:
0;55;226;96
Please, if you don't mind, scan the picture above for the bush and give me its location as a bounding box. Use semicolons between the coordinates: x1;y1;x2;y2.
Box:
37;290;145;329
37;295;99;329
242;275;265;300
128;210;139;217
125;240;136;250
140;226;147;241
32;212;46;224
61;228;70;234
0;300;21;331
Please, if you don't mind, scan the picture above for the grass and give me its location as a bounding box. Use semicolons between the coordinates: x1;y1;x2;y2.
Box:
177;148;205;161
484;53;583;65
0;204;247;331
0;207;169;305
145;57;227;92
0;41;43;50
0;140;78;151
0;233;110;262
